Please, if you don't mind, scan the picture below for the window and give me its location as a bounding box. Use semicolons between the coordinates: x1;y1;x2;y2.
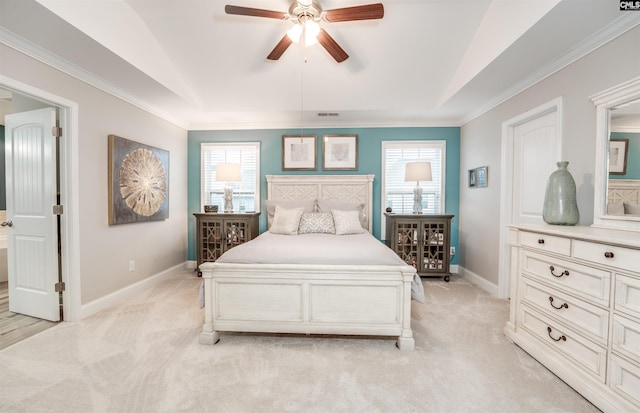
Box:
382;140;446;223
201;143;260;213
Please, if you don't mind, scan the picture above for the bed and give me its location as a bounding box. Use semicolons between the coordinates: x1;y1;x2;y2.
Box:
607;179;640;215
199;174;421;350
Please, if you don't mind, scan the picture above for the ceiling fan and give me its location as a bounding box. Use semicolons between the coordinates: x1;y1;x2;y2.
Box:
225;1;384;62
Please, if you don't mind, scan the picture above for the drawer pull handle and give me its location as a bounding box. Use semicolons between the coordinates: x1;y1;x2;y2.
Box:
549;266;569;278
549;296;569;310
604;251;614;259
547;327;566;342
538;239;545;244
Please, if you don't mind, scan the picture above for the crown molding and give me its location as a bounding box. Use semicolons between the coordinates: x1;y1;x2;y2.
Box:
0;27;188;130
460;13;640;126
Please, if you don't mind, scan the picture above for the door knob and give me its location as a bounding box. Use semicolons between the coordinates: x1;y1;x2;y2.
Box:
1;221;13;227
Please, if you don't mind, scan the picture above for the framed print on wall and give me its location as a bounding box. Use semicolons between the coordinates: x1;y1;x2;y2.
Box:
282;135;317;170
322;134;358;170
468;169;476;188
476;166;488;187
609;138;629;175
108;134;170;225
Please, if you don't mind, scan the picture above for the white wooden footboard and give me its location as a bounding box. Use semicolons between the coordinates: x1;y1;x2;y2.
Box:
199;262;416;350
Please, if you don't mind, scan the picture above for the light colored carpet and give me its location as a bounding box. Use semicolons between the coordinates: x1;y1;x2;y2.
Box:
0;271;599;413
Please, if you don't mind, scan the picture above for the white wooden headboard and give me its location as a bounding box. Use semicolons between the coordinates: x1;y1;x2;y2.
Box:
265;174;375;231
608;179;640;206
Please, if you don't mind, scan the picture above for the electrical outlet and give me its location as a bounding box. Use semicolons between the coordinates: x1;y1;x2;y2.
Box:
450;247;456;256
129;260;135;272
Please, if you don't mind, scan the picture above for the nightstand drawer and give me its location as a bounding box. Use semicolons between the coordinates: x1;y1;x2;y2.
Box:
520;250;611;306
520;278;609;344
573;240;640;273
518;304;607;381
520;231;571;256
615;274;640;320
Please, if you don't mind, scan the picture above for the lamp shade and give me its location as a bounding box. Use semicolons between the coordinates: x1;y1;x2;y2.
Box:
404;162;432;182
216;163;241;182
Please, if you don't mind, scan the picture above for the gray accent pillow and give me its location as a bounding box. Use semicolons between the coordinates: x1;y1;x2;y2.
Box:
317;199;367;229
624;202;640;215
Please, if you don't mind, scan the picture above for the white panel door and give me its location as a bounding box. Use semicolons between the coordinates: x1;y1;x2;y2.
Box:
512;111;560;225
5;108;60;321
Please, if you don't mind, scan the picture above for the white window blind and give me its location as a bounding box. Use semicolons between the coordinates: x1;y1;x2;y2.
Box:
382;141;446;217
201;142;260;212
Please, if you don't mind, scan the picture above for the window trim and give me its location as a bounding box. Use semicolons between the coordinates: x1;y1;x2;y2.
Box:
200;142;261;213
381;140;447;239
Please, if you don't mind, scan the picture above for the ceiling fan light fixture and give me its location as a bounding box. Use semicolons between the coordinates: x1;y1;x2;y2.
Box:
226;1;384;62
287;24;303;43
287;18;320;45
304;20;320;45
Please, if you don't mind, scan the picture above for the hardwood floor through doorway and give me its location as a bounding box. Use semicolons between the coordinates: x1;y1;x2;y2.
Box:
0;282;57;350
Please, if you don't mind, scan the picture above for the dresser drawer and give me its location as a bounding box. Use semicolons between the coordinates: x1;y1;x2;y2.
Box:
609;354;640;409
520;250;611;306
520;278;609;344
518;304;607;381
616;274;640;319
612;314;640;362
573;240;640;273
520;231;571;256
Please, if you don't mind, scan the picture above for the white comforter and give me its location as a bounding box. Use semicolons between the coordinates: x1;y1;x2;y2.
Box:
213;231;425;303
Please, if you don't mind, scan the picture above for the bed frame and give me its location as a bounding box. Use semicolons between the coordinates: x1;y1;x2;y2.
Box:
608;179;640;208
199;174;417;350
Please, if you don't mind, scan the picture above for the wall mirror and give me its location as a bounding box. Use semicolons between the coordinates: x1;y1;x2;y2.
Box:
591;76;640;231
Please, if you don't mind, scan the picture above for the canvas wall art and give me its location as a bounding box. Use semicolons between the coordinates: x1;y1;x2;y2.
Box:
108;134;170;225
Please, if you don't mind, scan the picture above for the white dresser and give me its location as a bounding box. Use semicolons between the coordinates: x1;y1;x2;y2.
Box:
505;225;640;413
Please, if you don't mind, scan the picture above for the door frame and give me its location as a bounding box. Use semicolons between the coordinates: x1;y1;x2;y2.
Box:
1;74;81;321
497;97;563;299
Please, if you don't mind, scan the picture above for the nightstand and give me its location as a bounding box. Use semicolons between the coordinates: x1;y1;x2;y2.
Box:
193;212;260;276
384;213;454;281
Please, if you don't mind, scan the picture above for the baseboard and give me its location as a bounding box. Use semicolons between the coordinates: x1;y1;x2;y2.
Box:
186;260;197;270
79;262;188;319
457;265;499;297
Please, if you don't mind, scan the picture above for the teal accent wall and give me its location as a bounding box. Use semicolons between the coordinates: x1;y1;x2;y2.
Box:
188;127;461;264
610;132;640;179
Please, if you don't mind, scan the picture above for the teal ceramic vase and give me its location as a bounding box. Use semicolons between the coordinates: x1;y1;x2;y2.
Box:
542;161;579;225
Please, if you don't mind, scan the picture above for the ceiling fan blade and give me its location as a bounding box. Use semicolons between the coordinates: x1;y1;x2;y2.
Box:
267;35;293;60
225;5;287;19
316;29;349;63
324;3;384;22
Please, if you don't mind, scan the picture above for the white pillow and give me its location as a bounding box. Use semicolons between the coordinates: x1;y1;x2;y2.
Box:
265;199;315;228
269;206;304;235
607;201;625;215
624;202;640;215
298;212;335;234
332;209;365;235
317;199;367;229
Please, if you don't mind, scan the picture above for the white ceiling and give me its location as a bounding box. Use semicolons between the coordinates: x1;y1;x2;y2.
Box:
0;0;638;130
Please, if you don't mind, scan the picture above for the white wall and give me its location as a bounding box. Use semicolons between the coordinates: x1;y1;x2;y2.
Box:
459;27;640;287
459;26;640;288
0;43;189;305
